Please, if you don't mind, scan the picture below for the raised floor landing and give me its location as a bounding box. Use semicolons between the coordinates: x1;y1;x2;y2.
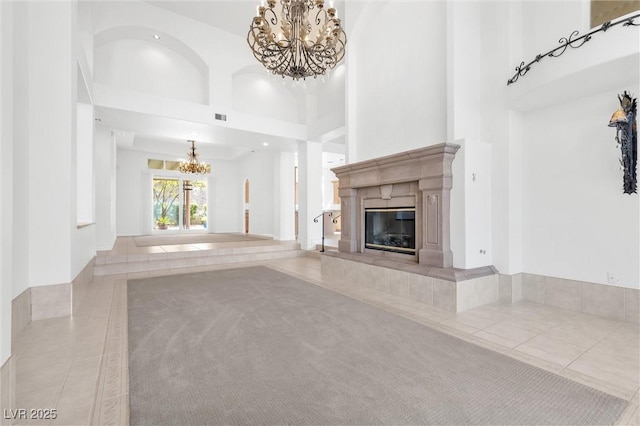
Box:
95;234;304;276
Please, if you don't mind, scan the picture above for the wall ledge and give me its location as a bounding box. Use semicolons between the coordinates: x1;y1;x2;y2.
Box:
323;250;497;283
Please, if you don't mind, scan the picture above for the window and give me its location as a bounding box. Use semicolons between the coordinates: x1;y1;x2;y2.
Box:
148;159;182;171
152;177;208;231
148;159;164;170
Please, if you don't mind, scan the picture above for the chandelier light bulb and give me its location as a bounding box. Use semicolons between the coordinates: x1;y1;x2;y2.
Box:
247;0;347;80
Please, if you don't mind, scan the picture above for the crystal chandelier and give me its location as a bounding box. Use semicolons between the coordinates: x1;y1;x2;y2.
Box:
247;0;347;80
179;140;210;175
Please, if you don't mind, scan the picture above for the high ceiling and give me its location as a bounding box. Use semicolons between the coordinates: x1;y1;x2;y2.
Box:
147;1;255;37
91;0;347;162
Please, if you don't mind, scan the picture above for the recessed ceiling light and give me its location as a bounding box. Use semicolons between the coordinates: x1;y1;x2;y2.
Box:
153;34;160;40
262;142;269;146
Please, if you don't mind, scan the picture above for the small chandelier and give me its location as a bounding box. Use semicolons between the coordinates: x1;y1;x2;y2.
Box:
247;0;347;80
179;140;210;175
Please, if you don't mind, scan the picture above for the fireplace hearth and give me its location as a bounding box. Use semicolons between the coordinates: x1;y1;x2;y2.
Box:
326;143;500;313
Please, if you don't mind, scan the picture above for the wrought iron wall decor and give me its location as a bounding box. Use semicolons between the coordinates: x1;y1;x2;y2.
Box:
507;12;639;86
608;91;637;194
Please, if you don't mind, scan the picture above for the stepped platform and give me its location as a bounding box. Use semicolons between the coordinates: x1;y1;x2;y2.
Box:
94;234;304;276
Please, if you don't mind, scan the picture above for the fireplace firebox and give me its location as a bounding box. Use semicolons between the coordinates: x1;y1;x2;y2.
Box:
364;208;416;254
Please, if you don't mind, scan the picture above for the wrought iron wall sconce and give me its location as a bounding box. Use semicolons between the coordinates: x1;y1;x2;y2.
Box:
608;91;637;194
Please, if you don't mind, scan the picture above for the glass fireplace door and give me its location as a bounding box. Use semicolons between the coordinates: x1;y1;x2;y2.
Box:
364;208;416;254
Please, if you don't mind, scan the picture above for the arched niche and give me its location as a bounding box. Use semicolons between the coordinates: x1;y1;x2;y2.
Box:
94;26;209;104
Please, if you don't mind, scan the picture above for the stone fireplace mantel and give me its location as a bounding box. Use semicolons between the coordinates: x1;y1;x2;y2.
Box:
331;143;459;268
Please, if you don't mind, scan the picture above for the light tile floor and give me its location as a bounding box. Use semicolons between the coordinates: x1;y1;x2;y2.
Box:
9;253;640;425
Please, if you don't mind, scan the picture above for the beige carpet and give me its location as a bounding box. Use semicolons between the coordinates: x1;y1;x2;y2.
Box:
128;267;627;425
133;233;269;247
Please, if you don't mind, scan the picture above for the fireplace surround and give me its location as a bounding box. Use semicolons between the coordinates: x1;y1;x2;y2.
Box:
331;143;459;268
325;143;499;313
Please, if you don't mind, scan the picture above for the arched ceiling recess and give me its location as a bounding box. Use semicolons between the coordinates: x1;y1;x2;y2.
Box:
94;25;209;82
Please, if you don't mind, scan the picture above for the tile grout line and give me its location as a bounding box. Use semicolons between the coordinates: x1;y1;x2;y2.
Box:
559;321;626;376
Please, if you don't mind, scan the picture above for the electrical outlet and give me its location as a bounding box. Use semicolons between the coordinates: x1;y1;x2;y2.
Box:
606;272;619;285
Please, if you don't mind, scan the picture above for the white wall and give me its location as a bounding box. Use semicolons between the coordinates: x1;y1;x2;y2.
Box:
522;88;639;289
315;65;346;121
454;2;519;275
521;1;589;61
463;140;493;268
346;1;447;162
0;0;13;366
232;69;306;124
78;1;94;75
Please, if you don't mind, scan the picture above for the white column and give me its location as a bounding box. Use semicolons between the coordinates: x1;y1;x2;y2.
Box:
11;0;30;312
297;141;323;250
76;103;94;224
26;1;76;286
273;152;296;241
95;126;117;250
505;110;523;274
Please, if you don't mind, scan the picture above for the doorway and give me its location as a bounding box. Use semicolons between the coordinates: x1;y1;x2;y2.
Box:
152;176;208;231
244;179;250;233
